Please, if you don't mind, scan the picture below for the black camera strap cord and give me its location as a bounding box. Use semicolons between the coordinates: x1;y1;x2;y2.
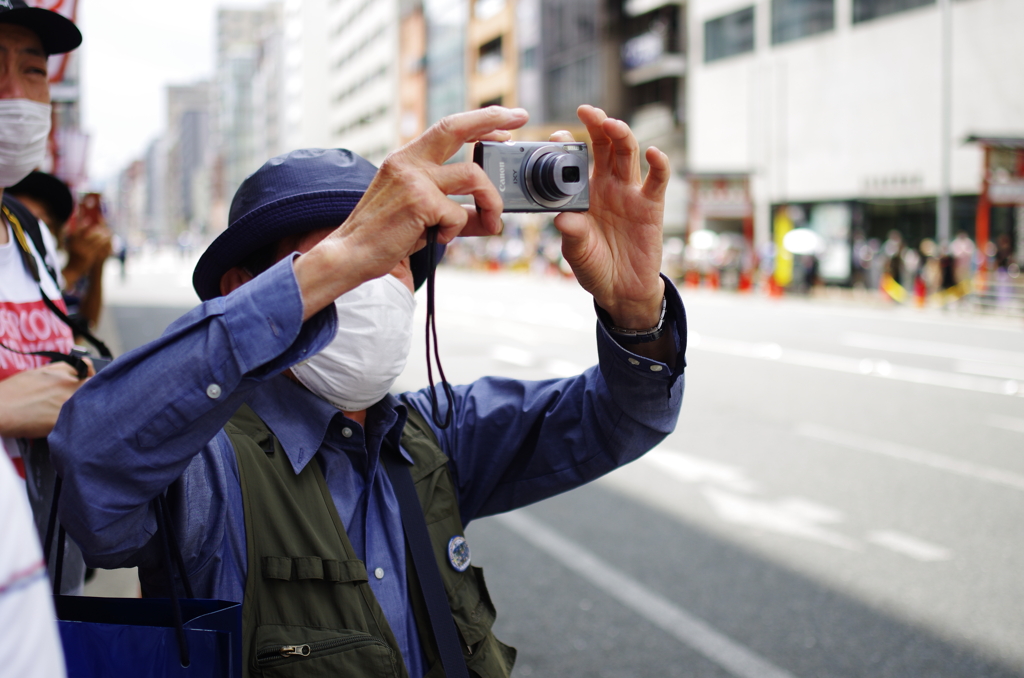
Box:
424;226;454;429
1;202;113;360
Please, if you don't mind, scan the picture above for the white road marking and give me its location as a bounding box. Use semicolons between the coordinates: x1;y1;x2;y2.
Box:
797;423;1024;492
496;511;800;678
690;333;1021;398
842;332;1024;367
866;530;952;562
701;489;859;551
490;345;533;367
644;448;758;493
988;414;1024;434
956;361;1024;382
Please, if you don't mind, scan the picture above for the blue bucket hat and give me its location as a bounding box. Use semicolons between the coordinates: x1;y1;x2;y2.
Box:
192;148;444;301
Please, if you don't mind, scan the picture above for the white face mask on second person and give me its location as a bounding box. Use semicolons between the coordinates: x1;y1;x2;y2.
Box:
291;274;416;412
0;100;51;188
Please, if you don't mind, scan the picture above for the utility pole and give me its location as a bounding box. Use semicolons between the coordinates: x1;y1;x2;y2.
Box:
937;0;952;246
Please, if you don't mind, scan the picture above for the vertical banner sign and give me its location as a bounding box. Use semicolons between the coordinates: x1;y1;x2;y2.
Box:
773;208;793;287
29;0;79;84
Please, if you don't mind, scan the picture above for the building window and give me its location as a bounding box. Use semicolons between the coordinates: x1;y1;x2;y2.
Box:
478;36;503;74
853;0;934;23
521;46;537;70
541;0;602;124
771;0;833;45
474;0;505;20
704;7;754;63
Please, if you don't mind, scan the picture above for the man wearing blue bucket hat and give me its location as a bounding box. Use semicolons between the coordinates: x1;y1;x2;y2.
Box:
51;104;686;677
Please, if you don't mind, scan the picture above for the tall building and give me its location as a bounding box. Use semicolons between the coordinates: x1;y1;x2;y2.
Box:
327;0;401;163
143;138;168;243
467;0;517;110
112;160;147;247
253;3;287;164
217;6;282;204
425;0;468;126
283;0;333;150
616;0;688;233
165;82;214;236
688;0;1024;280
398;0;429;146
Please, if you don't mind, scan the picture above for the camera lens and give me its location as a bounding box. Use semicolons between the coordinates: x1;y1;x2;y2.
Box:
531;151;587;203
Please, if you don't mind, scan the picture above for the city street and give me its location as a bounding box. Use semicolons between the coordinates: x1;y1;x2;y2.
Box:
99;251;1024;677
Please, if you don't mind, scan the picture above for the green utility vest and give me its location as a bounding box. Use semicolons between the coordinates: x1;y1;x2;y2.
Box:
225;404;516;677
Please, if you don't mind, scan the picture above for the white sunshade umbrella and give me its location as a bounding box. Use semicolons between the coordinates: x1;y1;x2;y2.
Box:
782;228;825;255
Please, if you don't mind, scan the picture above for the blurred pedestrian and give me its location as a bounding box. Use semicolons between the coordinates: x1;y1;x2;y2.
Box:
850;229;867;288
63;193;112;328
880;230;907;302
994;233;1014;307
918;239;939;291
0;0;90;596
951;230;975;284
882;230;904;282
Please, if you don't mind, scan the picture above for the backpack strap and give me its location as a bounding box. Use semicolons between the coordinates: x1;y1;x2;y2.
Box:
1;197;113;358
2;194;59;283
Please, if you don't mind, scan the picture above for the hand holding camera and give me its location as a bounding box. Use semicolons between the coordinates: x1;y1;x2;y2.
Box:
548;105;671;335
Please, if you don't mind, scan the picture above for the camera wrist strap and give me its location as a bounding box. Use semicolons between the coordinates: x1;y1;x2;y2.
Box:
424;226;454;429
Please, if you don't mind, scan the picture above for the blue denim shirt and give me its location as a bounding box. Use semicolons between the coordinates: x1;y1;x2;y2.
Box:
50;256;686;677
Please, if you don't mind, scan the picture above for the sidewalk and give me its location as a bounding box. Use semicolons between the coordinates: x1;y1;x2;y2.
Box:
675;283;1024;332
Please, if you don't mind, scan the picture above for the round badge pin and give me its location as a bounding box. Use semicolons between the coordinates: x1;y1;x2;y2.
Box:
447;535;471;572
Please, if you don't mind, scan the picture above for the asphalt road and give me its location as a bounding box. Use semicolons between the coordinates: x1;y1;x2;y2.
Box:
101;252;1024;677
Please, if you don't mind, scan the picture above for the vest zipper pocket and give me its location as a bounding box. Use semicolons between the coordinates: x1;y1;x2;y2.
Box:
256;634;392;669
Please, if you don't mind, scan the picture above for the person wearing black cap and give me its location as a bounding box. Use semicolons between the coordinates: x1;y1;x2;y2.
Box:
51;104;685;678
0;2;83;674
0;1;84;447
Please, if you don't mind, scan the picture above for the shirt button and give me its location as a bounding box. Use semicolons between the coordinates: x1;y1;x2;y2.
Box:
206;383;222;399
628;358;640;366
341;427;353;438
374;567;385;580
649;364;663;372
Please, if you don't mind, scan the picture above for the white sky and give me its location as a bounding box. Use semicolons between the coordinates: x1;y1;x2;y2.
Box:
78;1;266;184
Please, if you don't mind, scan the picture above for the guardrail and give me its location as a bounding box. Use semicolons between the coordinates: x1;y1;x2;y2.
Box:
960;274;1024;318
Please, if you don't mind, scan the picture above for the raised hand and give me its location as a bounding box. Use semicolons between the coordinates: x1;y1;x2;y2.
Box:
552;105;670;331
295;106;529;319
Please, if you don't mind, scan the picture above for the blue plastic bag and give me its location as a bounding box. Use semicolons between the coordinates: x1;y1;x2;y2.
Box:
56;596;241;678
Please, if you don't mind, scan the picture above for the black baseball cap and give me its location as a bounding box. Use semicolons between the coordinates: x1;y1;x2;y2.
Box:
8;171;74;225
0;0;81;55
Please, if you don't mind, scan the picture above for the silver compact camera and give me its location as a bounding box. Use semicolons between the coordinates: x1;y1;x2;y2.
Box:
473;141;590;212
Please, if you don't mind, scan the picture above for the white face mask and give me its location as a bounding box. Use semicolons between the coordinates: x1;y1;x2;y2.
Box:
0;99;51;188
291;274;416;411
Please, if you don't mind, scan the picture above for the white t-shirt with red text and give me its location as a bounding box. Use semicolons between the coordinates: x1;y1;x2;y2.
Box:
0;214;74;463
